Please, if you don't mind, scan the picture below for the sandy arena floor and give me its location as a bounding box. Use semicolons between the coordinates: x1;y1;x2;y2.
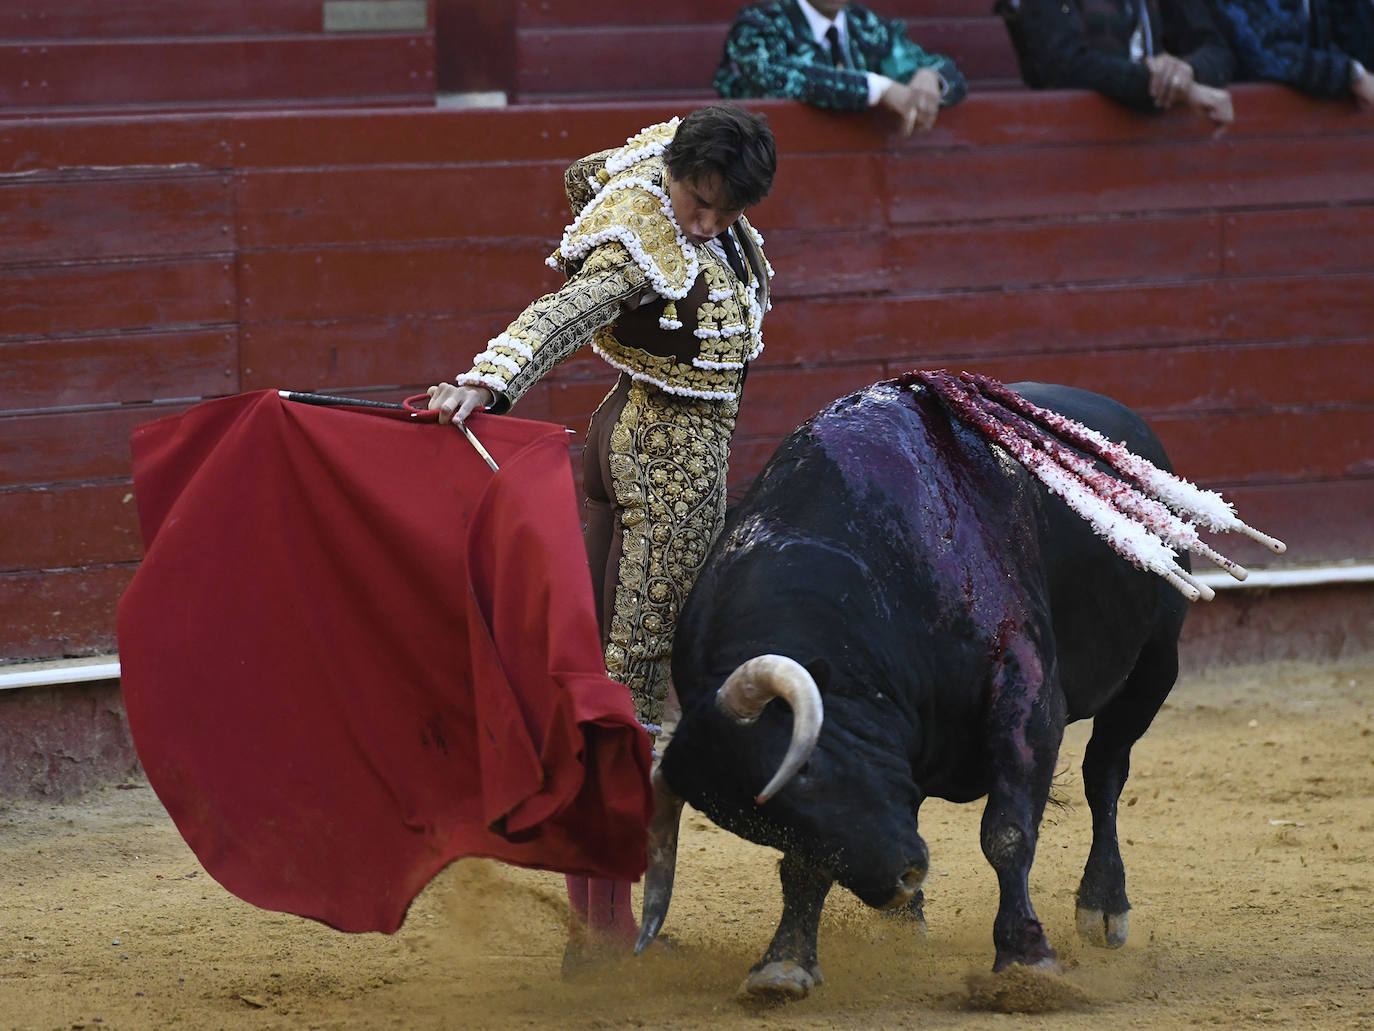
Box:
2;659;1372;1031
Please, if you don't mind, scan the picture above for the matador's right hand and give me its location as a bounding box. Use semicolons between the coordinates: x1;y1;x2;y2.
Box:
427;383;493;425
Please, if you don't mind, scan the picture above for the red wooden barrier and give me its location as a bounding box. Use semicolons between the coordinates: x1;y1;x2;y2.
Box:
1;88;1371;662
0;0;436;115
0;0;374;38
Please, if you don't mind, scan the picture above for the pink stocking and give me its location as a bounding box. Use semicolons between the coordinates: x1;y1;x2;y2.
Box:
565;874;590;927
585;877;637;945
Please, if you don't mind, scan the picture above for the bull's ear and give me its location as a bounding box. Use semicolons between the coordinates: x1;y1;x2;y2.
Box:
803;658;831;694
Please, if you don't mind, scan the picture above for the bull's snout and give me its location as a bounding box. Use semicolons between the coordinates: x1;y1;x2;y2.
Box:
883;860;928;909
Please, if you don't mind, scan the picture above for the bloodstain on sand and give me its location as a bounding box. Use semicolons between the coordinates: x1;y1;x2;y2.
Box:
2;659;1372;1030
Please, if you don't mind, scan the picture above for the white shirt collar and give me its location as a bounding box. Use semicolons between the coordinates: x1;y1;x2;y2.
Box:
796;0;849;47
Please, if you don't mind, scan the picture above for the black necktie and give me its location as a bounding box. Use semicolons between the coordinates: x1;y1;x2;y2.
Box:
716;227;748;283
825;25;847;69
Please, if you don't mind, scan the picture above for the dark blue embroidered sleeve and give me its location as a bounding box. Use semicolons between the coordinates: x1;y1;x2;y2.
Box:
1162;0;1236;84
1211;0;1354;96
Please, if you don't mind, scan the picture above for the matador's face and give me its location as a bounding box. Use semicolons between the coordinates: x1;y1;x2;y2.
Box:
666;172;745;246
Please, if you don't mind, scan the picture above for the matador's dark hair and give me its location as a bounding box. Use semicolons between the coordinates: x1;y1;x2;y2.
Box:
664;104;776;211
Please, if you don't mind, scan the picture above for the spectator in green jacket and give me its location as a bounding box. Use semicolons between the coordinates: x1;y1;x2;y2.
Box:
715;0;968;134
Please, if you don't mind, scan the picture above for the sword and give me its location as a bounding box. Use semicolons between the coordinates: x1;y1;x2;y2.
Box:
278;390;500;472
453;419;501;473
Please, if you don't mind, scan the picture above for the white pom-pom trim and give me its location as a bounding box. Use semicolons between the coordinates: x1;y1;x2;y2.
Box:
604;118;680;177
454;371;509;395
487;333;534;362
471;350;522;377
591;341;739;401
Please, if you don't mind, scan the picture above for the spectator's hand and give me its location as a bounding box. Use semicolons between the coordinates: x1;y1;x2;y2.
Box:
1145;54;1194;109
1353;64;1374;110
1185;83;1234;128
426;382;493;425
880;79;939;135
910;68;943;131
879;81;919;135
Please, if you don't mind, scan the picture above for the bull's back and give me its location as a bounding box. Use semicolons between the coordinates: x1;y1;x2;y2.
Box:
679;383;1027;676
680;379;1187;725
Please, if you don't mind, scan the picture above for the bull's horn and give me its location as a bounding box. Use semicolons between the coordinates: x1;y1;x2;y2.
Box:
716;654;823;804
635;766;683;955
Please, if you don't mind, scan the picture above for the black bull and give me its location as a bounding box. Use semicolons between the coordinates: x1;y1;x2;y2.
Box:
640;379;1191;999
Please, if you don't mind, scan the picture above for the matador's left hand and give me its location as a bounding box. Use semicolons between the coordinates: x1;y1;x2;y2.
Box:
426;383;493;425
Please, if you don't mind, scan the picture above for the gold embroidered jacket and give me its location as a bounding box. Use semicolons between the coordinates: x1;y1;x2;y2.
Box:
455;119;773;410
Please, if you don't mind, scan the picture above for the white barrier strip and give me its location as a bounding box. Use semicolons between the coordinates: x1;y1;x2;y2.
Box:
3;566;1373;691
1194;563;1374;591
0;657;121;692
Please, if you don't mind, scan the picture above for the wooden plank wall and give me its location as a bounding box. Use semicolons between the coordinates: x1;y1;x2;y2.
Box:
509;0;1020;103
1;88;1371;663
0;0;436;115
435;0;517;94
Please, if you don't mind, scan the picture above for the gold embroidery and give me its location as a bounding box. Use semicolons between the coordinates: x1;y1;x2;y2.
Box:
605;381;738;723
465;242;646;408
594;332;747;400
701;262;732;299
695;299;731;331
563;181;697;297
693;227;765;370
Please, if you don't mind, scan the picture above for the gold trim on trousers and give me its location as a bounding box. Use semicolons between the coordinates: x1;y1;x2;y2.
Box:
583;375;738;724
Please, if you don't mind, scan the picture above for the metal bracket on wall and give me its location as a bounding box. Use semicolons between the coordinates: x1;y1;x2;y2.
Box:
322;0;427;32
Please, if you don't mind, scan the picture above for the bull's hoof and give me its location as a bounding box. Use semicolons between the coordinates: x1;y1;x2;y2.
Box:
992;952;1062;976
1075;906;1129;948
739;960;822;1003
